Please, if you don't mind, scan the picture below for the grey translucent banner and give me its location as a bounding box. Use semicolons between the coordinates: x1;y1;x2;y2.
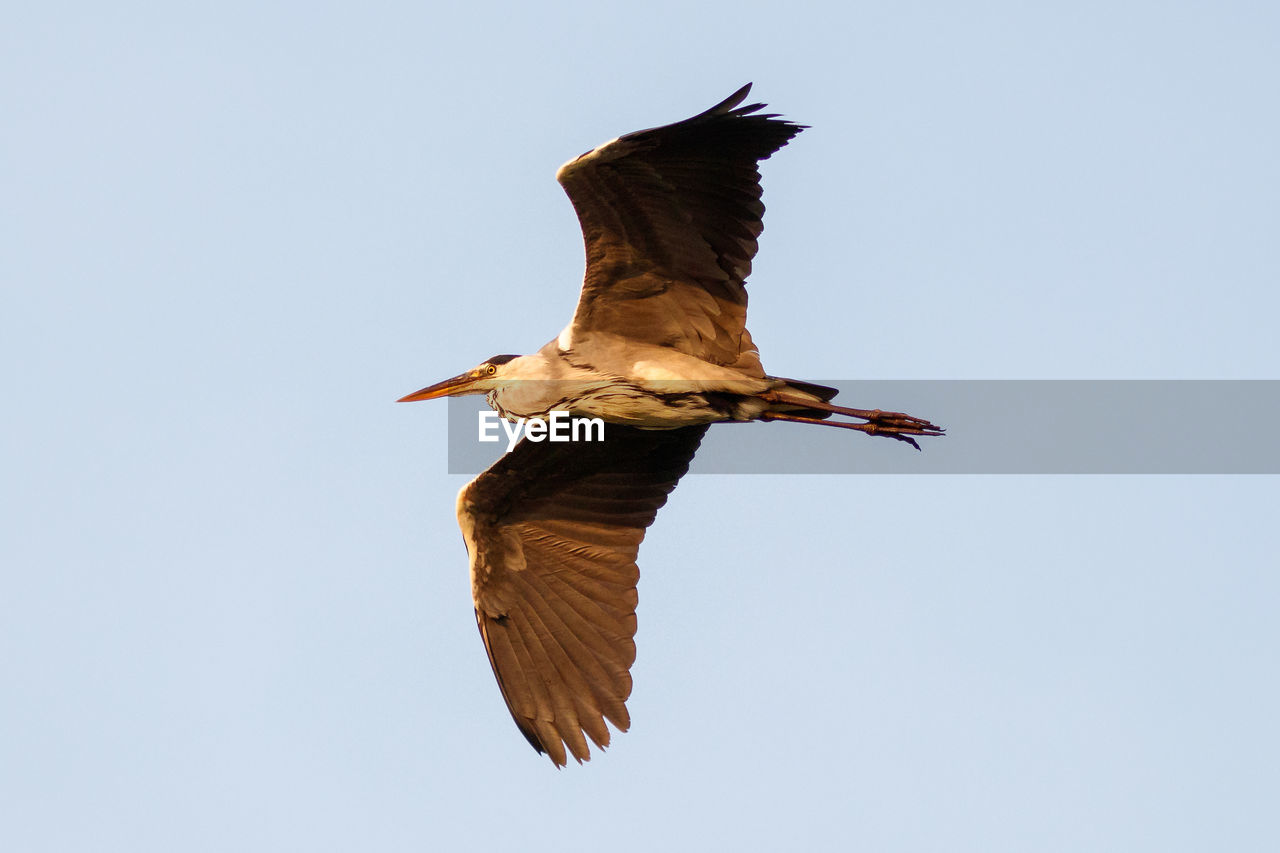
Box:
441;381;1280;475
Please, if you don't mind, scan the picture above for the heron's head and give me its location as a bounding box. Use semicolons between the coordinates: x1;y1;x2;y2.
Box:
397;354;523;403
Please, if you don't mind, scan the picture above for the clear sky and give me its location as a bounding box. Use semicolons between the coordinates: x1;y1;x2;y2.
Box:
3;1;1278;850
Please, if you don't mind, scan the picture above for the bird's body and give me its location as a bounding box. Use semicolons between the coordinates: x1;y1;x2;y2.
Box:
480;337;796;426
400;85;941;766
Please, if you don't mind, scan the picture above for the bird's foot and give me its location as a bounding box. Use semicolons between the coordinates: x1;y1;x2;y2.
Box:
846;409;945;450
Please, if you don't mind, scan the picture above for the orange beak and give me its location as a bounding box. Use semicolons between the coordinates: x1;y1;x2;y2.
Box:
397;370;482;403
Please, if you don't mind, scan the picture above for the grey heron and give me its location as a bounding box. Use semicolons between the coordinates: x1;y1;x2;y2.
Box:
399;85;942;766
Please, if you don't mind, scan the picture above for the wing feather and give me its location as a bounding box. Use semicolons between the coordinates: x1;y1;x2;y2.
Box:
556;84;804;370
459;424;707;765
477;612;548;753
504;601;591;762
509;571;616;750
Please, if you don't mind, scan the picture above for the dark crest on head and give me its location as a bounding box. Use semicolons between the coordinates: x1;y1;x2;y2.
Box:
485;354;521;366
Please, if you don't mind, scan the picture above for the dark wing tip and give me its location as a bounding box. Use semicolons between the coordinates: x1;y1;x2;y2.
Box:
708;84;811;137
694;82;786;123
706;82;753;115
690;84;808;148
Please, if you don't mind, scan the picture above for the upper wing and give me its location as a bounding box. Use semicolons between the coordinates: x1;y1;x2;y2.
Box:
556;84;804;371
457;424;708;766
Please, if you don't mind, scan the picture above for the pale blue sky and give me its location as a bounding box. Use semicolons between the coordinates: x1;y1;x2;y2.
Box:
3;2;1278;851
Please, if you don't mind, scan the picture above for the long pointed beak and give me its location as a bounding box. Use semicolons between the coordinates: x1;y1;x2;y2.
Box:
397;371;480;403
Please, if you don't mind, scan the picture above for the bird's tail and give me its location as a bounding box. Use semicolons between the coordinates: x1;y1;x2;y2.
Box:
767;377;839;419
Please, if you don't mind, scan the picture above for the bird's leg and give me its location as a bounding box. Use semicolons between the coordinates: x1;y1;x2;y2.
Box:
758;390;944;450
761;390;945;433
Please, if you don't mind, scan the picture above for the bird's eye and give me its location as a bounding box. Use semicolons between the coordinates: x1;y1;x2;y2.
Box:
485;364;497;375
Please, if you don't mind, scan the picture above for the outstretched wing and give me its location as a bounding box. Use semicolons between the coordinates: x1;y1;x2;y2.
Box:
556;84;804;372
457;425;708;766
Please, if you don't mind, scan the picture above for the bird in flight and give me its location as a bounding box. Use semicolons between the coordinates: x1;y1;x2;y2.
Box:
399;84;942;766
